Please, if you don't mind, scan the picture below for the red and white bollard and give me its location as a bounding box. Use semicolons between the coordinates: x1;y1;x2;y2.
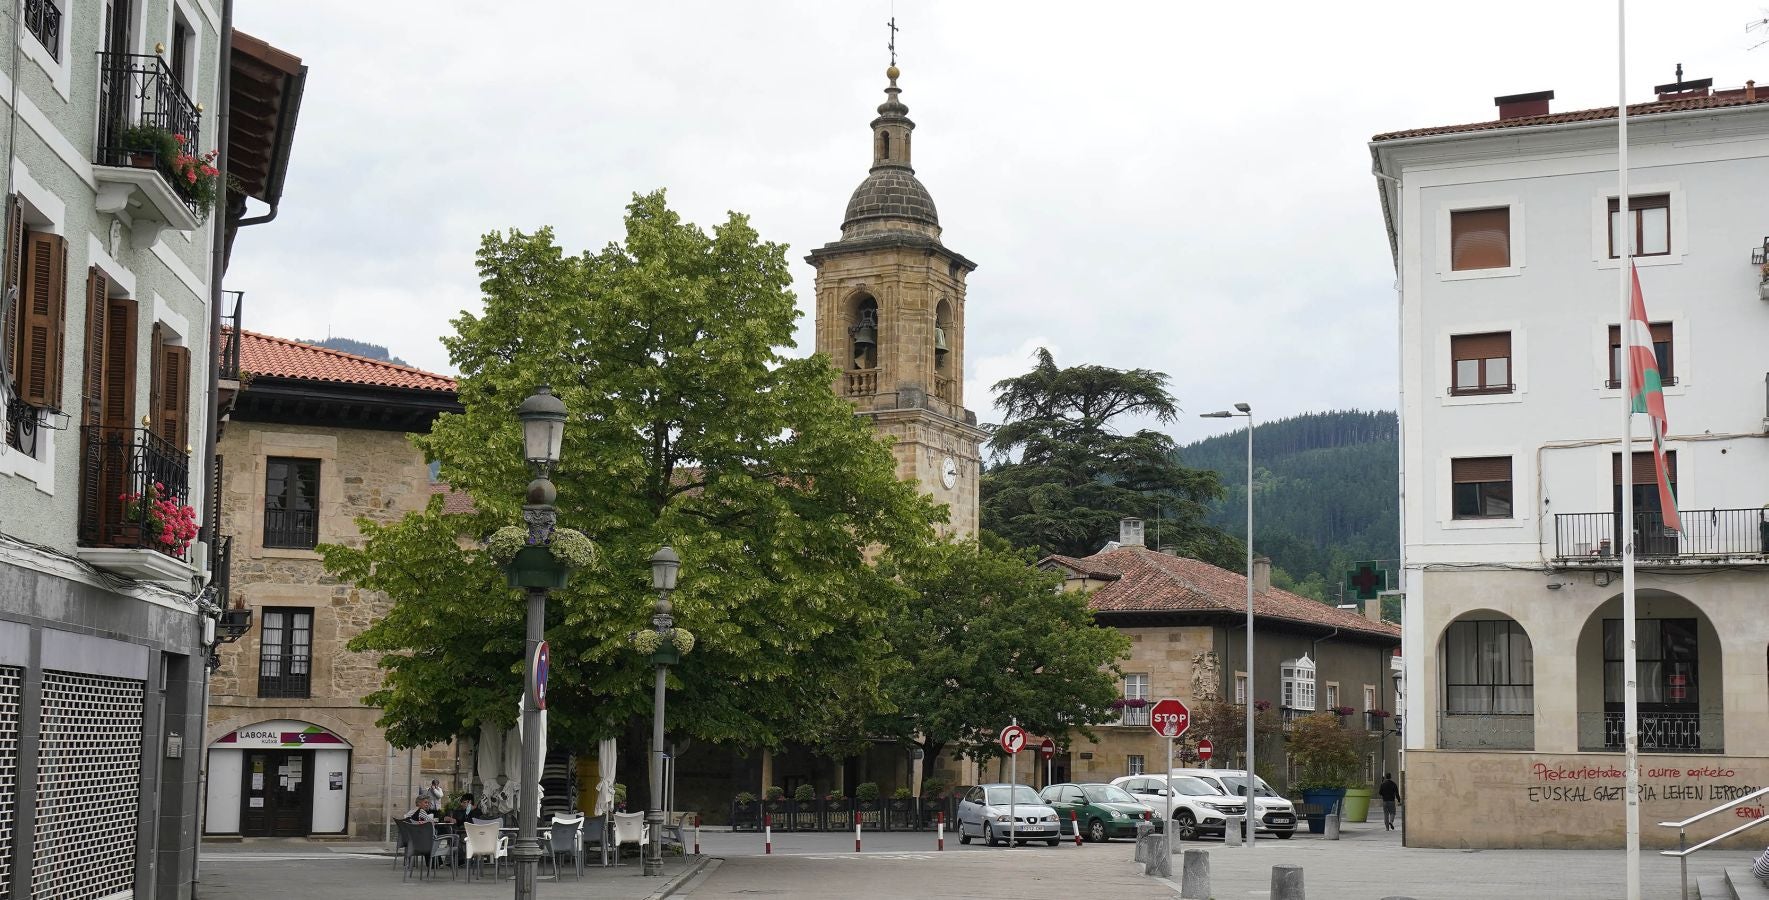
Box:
1072;810;1081;846
937;812;945;851
694;814;701;855
855;814;862;852
764;813;772;855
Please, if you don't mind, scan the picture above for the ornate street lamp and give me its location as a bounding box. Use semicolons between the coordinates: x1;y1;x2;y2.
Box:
644;546;681;876
1202;402;1254;847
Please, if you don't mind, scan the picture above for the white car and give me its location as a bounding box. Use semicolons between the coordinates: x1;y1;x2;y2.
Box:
1169;768;1297;838
955;783;1063;847
1109;774;1246;839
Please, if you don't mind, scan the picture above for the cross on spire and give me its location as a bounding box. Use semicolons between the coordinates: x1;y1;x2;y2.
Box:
887;16;898;67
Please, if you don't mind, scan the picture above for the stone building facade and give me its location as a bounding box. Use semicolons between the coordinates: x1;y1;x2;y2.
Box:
202;332;460;839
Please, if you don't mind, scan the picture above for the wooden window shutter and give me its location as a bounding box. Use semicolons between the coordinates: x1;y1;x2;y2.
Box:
1450;208;1511;271
82;268;109;428
2;195;22;390
1613;450;1676;485
18;231;67;408
1452;456;1512;483
149;321;164;434
1607;323;1672;345
101;294;137;430
1451;332;1510;361
159;343;189;450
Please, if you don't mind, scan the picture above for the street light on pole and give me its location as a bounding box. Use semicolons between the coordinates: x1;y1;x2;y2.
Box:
511;385;567;900
1201;402;1254;847
644;546;681;876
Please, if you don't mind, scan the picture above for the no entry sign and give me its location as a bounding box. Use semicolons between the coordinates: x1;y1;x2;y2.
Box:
1150;698;1190;738
1040;738;1055;759
998;724;1028;755
1197;738;1214;761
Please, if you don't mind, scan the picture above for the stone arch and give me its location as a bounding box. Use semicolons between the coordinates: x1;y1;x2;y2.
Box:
1434;609;1536;750
846;291;879;370
933;297;953;374
1574;589;1722;753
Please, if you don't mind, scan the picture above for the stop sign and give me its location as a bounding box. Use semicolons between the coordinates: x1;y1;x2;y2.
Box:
1149;698;1190;738
1040;738;1055;759
1197;738;1214;761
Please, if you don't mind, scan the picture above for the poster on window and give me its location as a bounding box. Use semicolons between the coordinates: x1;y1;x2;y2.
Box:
329;772;344;791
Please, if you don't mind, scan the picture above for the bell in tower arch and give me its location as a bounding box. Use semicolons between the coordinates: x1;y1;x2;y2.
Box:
850;303;878;369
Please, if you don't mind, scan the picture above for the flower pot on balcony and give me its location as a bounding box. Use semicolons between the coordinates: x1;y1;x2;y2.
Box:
127;152;157;169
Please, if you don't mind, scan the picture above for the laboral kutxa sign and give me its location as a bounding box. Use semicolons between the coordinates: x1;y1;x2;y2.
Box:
214;719;349;749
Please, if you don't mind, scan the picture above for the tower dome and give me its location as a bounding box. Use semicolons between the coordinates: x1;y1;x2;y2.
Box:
840;66;941;239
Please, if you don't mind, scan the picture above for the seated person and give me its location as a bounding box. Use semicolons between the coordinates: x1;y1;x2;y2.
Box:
450;793;481;825
1753;842;1769;885
403;795;456;824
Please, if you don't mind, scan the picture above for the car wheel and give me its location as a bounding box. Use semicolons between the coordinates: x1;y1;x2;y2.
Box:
1276;831;1294;840
1045;838;1060;846
1087;818;1108;843
1175;810;1198;841
985;823;998;847
959;824;971;845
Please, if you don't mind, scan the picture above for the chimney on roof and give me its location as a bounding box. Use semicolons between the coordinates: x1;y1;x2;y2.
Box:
1119;517;1145;549
1365;595;1384;625
1494;89;1554;121
1749;80;1758;102
1252;556;1271;593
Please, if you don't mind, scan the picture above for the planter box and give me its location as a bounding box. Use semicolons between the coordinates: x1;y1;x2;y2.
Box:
1341;787;1373;823
822;800;853;831
730;800;760;832
791;800;819;832
854;797;884;830
761;798;792;831
1299;787;1348;834
885;798;917;831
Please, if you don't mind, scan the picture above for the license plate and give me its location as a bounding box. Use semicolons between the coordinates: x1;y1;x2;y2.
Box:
1268;815;1294;824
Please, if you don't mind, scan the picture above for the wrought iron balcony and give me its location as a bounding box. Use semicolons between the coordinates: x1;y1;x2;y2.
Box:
77;426;193;580
94;52;204;237
258;654;311;699
1578;711;1719;754
1553;509;1769;562
5;397;67;456
219;291;243;382
23;0;60;61
264;507;319;550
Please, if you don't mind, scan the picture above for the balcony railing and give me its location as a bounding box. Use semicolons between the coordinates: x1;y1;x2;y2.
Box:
1579;712;1719;754
934;375;957;405
1553;509;1769;560
845;368;879;396
23;0;60;61
96;52;203;216
219;290;243;381
78;425;192;560
264;507;319;550
258;653;311;698
212;534;233;608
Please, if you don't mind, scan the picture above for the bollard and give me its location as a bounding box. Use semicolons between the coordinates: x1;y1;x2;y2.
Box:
694;814;701;855
1271;864;1305;900
1325;806;1340;841
855;815;862;853
764;813;772;855
1224;815;1242;847
936;812;944;851
1072;811;1081;846
1139;833;1172;877
1180;848;1212;900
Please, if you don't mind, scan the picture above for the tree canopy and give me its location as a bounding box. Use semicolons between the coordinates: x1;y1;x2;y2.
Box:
330;191;942;751
980;348;1242;565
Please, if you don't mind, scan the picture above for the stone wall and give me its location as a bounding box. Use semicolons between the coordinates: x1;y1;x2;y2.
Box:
1404;749;1769;849
1071;625;1215;782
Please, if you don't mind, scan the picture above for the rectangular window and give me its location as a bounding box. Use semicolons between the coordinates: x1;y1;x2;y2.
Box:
1602;618;1697;705
1607;323;1674;389
1122;673;1150;726
23;0;61;62
1363;684;1377;711
1608;194;1670;258
1443;619;1534;714
1281;660;1316;711
258;607;312;698
1234;672;1248;706
1451;456;1512;520
1450;332;1512;395
1325;683;1340;710
1450;207;1511;270
264;457;320;549
1126;755;1145;776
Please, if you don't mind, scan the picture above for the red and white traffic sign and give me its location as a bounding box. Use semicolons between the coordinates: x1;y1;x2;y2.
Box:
1197;738;1214;761
1149;698;1190;738
998;724;1028;755
1039;738;1056;759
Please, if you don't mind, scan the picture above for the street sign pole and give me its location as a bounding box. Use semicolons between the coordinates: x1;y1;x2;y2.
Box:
1165;737;1176;859
1009;719;1017;847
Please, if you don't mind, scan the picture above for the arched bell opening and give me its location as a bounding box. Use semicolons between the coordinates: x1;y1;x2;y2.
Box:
849;295;879;370
933;298;953;373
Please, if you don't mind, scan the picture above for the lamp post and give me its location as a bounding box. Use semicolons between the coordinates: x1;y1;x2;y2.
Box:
511;386;566;900
1201;402;1254;847
645;546;680;876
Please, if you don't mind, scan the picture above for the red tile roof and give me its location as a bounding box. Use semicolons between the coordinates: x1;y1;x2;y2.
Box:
1372;88;1769;142
428;483;478;515
236;330;456;392
1043;546;1400;640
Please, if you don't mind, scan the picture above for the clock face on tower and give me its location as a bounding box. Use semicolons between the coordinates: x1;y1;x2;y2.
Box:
941;456;958;489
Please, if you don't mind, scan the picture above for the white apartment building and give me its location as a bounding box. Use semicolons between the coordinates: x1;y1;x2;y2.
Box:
0;3;304;896
1372;78;1769;850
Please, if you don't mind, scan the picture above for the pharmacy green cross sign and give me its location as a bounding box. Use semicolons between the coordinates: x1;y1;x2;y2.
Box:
1346;565;1386;601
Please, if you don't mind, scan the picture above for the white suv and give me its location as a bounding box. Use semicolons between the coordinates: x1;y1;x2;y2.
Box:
1109;774;1246;840
1169;768;1297;838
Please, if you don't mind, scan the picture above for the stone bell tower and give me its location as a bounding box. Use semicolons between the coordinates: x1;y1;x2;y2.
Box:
808;64;985;539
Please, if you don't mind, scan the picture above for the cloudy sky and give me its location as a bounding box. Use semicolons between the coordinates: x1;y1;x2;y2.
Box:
227;1;1765;444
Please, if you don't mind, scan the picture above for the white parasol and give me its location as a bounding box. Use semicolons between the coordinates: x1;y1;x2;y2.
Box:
595;738;617;815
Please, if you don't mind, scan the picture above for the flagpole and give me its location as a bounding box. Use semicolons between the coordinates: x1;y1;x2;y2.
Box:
1616;2;1641;898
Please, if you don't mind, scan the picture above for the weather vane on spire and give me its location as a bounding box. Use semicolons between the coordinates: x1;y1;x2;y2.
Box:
887;15;899;67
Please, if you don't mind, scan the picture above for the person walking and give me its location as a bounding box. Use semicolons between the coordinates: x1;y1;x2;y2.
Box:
1378;774;1401;831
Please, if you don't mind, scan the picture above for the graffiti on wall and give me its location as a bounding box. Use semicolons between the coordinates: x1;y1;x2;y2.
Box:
1526;761;1762;814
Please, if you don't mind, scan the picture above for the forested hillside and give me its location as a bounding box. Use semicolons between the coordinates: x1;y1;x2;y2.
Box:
305;336;410;366
1180;410;1398;601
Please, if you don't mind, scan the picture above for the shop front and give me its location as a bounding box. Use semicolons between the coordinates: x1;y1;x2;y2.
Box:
205;719;352;836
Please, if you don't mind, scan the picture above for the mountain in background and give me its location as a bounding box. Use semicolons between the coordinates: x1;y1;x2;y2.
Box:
305;336;409;367
1179;410;1398;604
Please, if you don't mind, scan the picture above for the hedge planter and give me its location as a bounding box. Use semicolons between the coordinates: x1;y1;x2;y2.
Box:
761;798;793;832
791;800;820;832
920;796;948;829
823;799;853;831
730;799;760;832
885;797;917;831
855;797;884;830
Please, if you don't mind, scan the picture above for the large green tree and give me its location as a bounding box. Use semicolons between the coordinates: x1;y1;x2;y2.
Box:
980;348;1241;565
871;541;1130;778
330;191;941;752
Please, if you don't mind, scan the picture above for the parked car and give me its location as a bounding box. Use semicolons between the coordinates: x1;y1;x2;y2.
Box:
1169;768;1297;838
1038;782;1155;842
956;783;1063;846
1109;774;1245;839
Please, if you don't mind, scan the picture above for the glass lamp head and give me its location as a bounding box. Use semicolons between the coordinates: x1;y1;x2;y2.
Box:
517;385;568;472
651;545;681;592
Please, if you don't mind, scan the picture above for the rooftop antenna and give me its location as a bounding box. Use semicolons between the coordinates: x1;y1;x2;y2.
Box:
1751;12;1769;50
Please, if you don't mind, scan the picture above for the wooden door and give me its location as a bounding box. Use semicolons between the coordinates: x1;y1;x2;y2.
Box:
240;750;313;837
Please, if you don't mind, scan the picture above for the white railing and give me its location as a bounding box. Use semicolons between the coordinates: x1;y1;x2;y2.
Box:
1658;784;1769;900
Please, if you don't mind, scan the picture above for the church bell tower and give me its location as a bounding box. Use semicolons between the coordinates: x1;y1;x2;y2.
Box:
808;64;985;538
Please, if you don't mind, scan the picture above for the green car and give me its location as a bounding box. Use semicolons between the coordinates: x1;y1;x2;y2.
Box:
1038;782;1155;842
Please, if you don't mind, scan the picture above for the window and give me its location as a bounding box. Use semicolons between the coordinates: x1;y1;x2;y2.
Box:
258;608;312;698
1126;755;1145;776
23;0;61;63
264;457;320;549
1122;673;1150;726
1280;655;1316;711
1363;684;1376;712
1602;618;1697;705
1443;619;1533;714
1608;194;1670;258
1233;672;1248;706
148;323;190;450
1325;682;1340;711
1452;457;1512;520
5;196;69;456
1607;323;1674;389
1450;207;1510;270
1450;332;1512;395
170;13;194;89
